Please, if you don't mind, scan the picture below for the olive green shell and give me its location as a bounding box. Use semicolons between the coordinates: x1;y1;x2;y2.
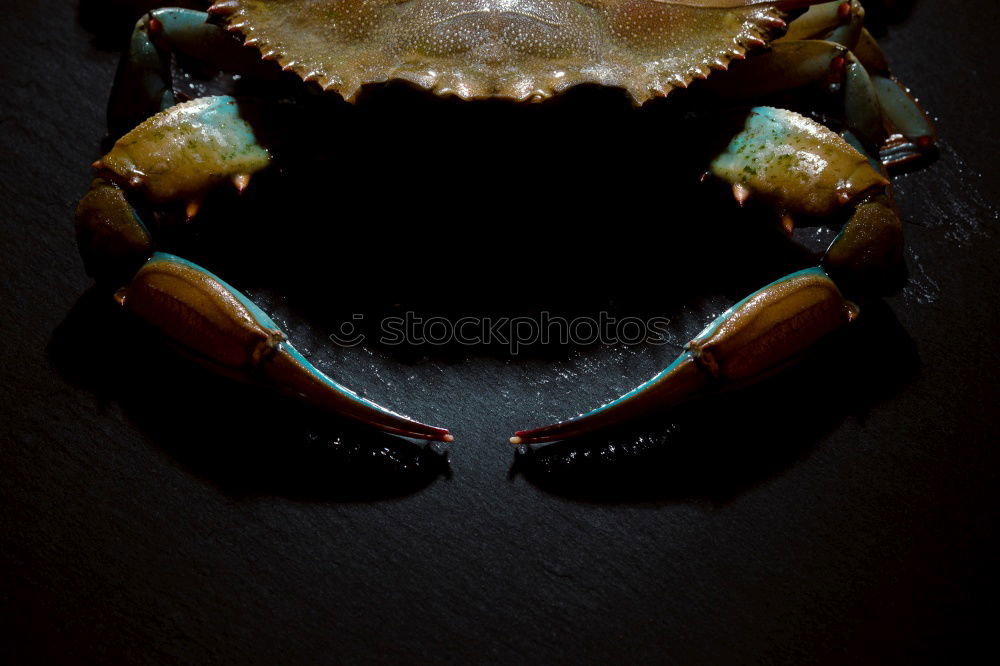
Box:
209;0;791;103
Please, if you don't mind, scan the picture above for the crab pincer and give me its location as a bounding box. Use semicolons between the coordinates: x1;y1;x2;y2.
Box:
511;268;857;445
118;254;453;442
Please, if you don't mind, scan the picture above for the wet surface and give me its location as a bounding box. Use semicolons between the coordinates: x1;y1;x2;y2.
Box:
2;1;999;663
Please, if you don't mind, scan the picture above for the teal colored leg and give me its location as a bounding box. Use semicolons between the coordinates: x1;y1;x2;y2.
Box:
871;74;937;166
850;28;937;166
778;4;936;166
707;39;886;152
840;49;886;152
108;8;250;134
841;129;882;173
108;9;178;133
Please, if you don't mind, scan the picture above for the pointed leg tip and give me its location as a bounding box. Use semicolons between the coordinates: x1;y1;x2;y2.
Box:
509;436;523;446
780;214;795;236
846;301;860;323
829;56;846;78
442;433;455;443
732;183;751;206
91;160;104;170
185;200;201;222
233;174;251;193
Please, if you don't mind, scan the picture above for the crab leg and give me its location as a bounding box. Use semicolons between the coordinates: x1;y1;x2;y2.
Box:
512;106;888;446
712;0;934;163
779;1;935;164
850;28;937;166
779;0;866;49
78;95;452;442
109;8;259;134
707;38;886;152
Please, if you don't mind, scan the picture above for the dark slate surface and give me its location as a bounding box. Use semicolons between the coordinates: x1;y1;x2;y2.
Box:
2;1;998;663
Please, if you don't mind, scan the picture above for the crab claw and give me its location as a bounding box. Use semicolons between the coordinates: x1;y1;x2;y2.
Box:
118;253;453;442
512;268;856;445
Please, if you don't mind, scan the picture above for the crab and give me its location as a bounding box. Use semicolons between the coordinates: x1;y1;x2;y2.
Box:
76;0;935;448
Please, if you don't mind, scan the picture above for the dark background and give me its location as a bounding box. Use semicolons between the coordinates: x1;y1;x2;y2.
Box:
2;1;998;663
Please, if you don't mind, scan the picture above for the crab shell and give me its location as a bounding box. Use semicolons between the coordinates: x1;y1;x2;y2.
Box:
208;0;810;103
